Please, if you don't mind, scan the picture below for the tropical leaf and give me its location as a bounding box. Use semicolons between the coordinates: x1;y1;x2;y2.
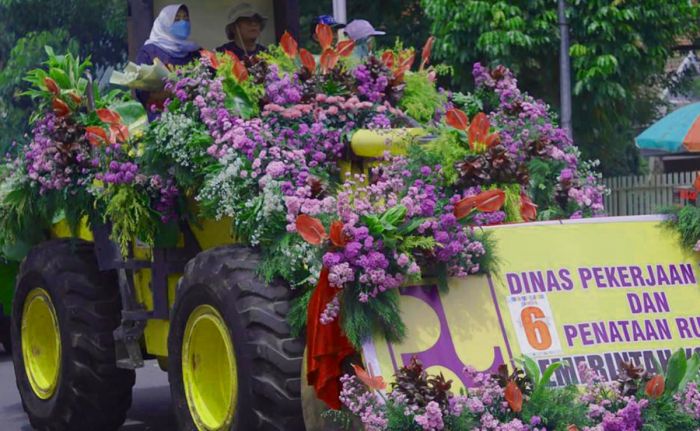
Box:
295;214;327;245
299;48;316;74
445;108;468;130
280;31;298;58
316;23;333;50
337;40;355;57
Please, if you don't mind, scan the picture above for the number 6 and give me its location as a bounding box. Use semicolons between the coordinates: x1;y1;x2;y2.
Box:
520;306;552;350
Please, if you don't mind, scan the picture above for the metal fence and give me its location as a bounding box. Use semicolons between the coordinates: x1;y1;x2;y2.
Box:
603;171;699;216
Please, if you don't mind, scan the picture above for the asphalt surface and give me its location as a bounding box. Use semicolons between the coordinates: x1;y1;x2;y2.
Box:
0;346;177;430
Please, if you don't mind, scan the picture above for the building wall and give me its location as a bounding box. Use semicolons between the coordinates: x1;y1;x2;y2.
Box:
153;0;276;50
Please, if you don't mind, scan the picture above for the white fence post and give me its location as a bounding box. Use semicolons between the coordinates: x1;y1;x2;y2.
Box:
603;171;699;216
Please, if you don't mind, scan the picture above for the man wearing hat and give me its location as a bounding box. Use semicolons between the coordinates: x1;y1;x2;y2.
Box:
343;19;385;59
216;2;267;59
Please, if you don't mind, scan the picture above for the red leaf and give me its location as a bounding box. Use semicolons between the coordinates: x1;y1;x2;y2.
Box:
296;214;328;245
109;124;130;144
232;59;249;82
329;221;347;247
44;77;59;95
67;91;82;105
420;36;436;70
351;363;387;391
200;49;219;69
316;23;333;50
504;380;523;413
96;108;122;125
85;126;108;146
280;31;298;58
399;51;415;71
336;40;355;57
453;189;506;220
320;48;339;74
468;112;491;150
300;48;316;74
381;51;395;69
485;132;500;148
520;194;538;222
52;98;70;117
645;374;664;399
445;108;468;131
223;50;239;62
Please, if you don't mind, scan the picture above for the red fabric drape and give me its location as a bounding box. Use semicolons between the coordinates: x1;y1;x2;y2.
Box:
306;267;356;409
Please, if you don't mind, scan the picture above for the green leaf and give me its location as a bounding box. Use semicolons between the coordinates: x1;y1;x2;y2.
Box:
519;356;541;387
361;214;384;235
679;352;700;392
380;205;407;227
539;361;564;391
110;100;147;132
665;348;688;395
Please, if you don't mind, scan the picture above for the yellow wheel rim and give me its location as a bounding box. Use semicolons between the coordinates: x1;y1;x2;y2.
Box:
183;305;237;431
21;288;61;400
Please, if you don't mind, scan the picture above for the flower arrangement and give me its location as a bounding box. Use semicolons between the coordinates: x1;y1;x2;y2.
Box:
336;349;700;431
0;25;610;413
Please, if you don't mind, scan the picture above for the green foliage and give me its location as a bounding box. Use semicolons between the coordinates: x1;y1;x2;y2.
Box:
288;287;313;337
341;287;405;348
399;71;447;123
522;385;590;430
103;186;157;256
642;398;697;431
422;0;700;175
424;129;469;185
662;205;700;250
0;0;127;152
501;183;522;222
256;45;298;74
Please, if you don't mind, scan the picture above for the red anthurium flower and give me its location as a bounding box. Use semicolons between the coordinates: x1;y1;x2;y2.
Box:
295;214;328;245
44;77;60;95
520;194;538;222
453;189;506;220
320;48;339;74
336;40;355;57
504;380;523;413
468;112;490;150
381;51;395;69
109;124;130;144
329;221;347;247
694;173;700;192
299;48;316;74
420;36;436;70
485;131;500;148
96;108;122;125
316;23;333;50
394;51;415;81
351;363;387;391
280;31;298;58
445;108;468;131
85;126;108;146
200;49;219;69
52;98;70;117
645;374;664;399
232;59;249;82
223;50;239;61
67;91;82;105
567;426;580;431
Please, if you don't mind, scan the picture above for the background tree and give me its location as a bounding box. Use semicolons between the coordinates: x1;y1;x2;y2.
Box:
422;0;700;175
0;0;127;152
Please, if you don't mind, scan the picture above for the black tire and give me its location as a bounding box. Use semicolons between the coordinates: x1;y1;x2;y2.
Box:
11;239;135;431
0;314;11;354
169;245;305;431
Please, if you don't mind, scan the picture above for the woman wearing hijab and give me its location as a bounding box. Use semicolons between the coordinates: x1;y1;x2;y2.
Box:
136;4;199;118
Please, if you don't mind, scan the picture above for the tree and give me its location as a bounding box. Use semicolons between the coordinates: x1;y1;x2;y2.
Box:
422;0;700;175
0;0;127;151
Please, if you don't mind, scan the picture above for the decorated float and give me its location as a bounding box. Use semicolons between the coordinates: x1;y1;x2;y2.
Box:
2;22;700;431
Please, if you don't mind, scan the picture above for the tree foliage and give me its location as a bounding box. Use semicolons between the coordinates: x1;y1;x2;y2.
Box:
0;0;127;152
422;0;700;175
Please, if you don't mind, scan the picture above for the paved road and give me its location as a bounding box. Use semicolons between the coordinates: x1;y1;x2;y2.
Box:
0;347;176;430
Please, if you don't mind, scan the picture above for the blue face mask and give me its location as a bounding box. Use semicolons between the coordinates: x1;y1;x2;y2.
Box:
171;20;191;40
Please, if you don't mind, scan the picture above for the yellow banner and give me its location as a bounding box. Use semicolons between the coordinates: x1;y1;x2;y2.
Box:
364;216;700;389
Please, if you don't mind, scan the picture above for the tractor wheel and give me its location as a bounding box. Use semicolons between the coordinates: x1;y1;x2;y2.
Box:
0;314;10;354
11;239;135;431
169;245;305;431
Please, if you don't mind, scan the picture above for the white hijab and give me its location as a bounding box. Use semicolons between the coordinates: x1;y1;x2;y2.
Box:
144;4;199;58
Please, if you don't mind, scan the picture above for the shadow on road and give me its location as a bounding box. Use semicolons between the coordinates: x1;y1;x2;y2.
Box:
0;349;176;431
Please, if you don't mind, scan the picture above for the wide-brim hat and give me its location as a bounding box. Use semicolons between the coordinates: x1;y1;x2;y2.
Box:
228;2;268;28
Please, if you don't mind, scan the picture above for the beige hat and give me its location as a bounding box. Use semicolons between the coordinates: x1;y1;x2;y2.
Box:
228;2;267;28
